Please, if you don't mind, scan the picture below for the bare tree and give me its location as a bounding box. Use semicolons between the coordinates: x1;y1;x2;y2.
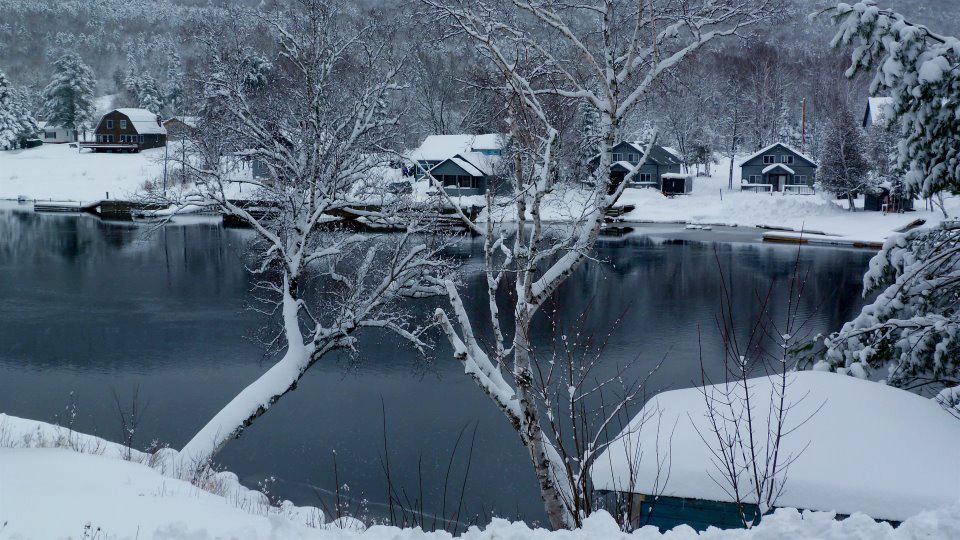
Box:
695;250;819;527
157;0;449;468
420;0;777;529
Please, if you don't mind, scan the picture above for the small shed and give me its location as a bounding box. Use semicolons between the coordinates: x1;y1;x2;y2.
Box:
37;122;77;144
864;183;915;212
84;108;167;152
163;116;198;140
591;371;960;532
661;173;693;195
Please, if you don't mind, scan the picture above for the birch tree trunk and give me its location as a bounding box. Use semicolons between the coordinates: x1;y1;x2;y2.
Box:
180;277;313;466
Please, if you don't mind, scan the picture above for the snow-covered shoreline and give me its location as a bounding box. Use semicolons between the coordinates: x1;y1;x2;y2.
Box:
1;412;959;539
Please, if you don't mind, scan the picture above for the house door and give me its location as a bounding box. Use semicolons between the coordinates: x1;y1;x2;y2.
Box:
770;174;785;191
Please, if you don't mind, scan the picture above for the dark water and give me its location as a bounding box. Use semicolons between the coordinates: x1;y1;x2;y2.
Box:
0;206;873;525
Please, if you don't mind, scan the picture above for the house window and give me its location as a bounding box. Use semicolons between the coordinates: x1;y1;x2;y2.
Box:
613;153;624;162
106;120;114;129
44;131;56;139
139;135;144;143
749;175;761;183
763;155;775;164
638;173;653;183
120;120;127;129
629;153;639;163
795;175;807;184
782;155;794;164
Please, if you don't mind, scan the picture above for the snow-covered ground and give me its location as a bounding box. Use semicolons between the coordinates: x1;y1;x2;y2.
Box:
469;156;957;245
615;170;956;244
1;412;959;539
0;143;168;203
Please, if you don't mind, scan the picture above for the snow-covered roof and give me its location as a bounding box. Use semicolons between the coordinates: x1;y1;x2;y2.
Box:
739;143;816;167
661;173;692;179
409;134;505;162
427;152;497;177
591;371;960;522
864;97;894;127
110;108;167;135
624;142;682;166
164;116;198;128
762;163;796;174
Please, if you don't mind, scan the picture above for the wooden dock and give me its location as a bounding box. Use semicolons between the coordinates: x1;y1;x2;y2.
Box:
762;232;883;250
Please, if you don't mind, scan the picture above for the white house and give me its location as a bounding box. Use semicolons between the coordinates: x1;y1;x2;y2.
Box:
38;122;78;144
591;371;960;531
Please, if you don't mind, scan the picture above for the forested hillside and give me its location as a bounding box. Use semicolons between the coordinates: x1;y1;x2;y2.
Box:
1;0;956;157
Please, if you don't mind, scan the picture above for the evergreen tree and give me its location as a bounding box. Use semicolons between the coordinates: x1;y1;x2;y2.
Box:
137;74;164;114
0;70;19;149
164;51;184;114
823;4;960;403
42;52;96;137
0;70;39;150
818;109;872;211
776;99;802;148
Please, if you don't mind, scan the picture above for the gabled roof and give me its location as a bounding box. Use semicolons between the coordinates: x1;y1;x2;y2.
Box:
762;163;796;174
164;116;199;129
863;96;894;128
591;371;960;522
591;142;682;166
409;134;506;162
739;143;816;167
427;152;496;177
108;108;167;135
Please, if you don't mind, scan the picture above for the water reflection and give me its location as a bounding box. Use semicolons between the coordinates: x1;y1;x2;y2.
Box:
0;208;873;524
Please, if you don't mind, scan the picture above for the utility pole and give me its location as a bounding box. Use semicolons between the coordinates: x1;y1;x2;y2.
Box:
801;98;807;153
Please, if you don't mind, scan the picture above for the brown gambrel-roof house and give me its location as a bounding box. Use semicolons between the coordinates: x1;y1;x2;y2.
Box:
85;109;168;153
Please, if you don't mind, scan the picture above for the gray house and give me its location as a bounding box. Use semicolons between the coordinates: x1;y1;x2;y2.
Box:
739;143;817;192
425;153;500;196
408;134;506;196
589;141;685;193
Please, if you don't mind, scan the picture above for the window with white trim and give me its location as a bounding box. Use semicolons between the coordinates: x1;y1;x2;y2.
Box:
629;153;639;163
120;120;127;129
106;120;113;129
782;155;794;164
638;173;653;183
763;155;775;164
795;175;807;184
749;175;761;183
613;153;624;162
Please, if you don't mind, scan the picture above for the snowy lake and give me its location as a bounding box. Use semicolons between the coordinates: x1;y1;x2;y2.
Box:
0;205;874;526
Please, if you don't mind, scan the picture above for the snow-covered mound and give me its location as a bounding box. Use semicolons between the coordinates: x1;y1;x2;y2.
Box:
1;412;958;538
592;371;960;523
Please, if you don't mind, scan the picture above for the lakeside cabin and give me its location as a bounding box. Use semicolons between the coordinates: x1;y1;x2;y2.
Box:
739;143;817;193
81;108;167;153
408;134;506;196
590;371;960;532
588;142;688;194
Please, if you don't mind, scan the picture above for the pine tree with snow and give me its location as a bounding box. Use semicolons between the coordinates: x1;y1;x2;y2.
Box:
42;52;96;138
137;74;165;115
818;109;872;211
164;51;184;114
0;70;18;149
0;70;39;150
822;4;960;398
776;99;802;149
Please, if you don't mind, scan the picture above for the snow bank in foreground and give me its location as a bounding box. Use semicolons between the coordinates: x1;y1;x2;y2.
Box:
1;413;958;539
